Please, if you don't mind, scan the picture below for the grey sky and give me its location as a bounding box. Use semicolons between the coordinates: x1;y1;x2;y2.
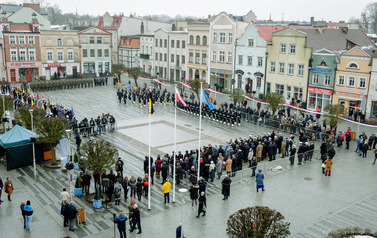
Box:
16;0;375;22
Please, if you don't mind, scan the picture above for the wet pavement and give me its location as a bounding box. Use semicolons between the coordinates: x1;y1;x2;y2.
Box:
0;77;377;238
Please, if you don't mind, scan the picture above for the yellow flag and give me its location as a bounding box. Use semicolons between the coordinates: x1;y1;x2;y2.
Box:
31;100;34;107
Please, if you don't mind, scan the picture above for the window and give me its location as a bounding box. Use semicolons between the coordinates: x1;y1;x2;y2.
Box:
267;82;271;92
312;74;319;84
280;43;286;53
97;37;102;44
228;51;232;63
270;62;276;72
219;33;226;43
288;63;294;75
177;40;180;48
257;57;263;67
28;36;34;44
98;62;103;73
155;53;158;60
338;75;345;85
189;35;194;45
10;35;16;44
347;62;359;69
58;51;63;60
189;52;193;63
160;39;163;47
213;32;217;43
57;38;63;46
19;36;25;44
298;64;304;76
176;55;180;66
294;87;303;101
248;39;254;47
228;33;233;44
212;50;217;62
164;39;167;48
171;54;174;62
47;51;53;60
196;35;200;45
195;53;200;64
181;55;185;64
202;36;207;45
289;44;296;54
279;62;285;74
347;76;355;87
155;39;158;47
104;49;109;57
275;84;284;95
29;49;35;61
105;62;110;72
324;75;331;86
68;51;73;60
182;40;185;48
359;77;366;88
97;49;102;57
10;49;17;61
19;49;26;61
202;53;207;64
247;56;252;66
159;53;162;61
219;51;225;62
90;49;95;57
238;55;243;65
83;49;87;57
89;37;95;44
164;54;167;62
257;77;262;88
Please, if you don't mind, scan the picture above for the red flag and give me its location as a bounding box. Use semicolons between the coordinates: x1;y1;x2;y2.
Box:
175;88;188;107
37;92;39;100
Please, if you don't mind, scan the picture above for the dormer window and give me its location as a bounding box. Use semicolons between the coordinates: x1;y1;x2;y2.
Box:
347;62;359;69
57;38;63;46
34;26;39;32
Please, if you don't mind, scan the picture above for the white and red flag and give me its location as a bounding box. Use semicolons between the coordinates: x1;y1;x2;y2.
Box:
175;88;188;107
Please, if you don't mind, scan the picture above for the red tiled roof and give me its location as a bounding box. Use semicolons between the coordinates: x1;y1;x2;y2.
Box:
119;38;140;48
1;18;8;23
255;25;314;44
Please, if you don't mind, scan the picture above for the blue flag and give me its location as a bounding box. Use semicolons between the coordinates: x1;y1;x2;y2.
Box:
201;89;214;110
71;107;75;116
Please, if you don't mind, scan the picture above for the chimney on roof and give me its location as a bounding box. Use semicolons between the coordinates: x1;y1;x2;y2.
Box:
23;3;40;14
208;15;211;19
172;23;176;31
141;21;144;35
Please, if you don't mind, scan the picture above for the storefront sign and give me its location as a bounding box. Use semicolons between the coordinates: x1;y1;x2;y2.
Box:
308;87;333;95
10;62;37;67
312;68;332;74
188;64;208;70
47;64;62;67
334;91;364;99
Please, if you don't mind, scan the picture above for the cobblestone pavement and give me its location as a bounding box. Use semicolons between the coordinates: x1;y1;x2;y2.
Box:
0;80;377;238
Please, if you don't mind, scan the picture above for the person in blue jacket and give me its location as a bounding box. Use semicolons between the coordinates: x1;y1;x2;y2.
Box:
256;169;265;192
114;211;128;238
24;200;33;232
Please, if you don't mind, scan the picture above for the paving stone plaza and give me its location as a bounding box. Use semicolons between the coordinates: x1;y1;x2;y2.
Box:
1;75;377;238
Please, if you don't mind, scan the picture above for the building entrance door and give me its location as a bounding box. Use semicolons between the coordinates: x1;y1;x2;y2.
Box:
25;68;32;81
10;69;16;82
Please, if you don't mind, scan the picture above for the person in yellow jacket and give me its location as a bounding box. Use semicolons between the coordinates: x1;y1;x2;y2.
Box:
162;179;171;204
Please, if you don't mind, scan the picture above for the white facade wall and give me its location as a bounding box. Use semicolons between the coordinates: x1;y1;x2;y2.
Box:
366;58;377;118
235;24;266;97
153;29;188;82
139;35;154;75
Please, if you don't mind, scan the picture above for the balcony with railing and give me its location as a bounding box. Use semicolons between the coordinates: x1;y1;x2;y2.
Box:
140;54;150;59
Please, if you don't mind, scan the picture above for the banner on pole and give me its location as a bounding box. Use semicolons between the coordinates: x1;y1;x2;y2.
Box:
59;138;69;164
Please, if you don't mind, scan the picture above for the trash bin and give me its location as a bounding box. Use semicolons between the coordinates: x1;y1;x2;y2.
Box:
76;208;85;224
351;132;356;140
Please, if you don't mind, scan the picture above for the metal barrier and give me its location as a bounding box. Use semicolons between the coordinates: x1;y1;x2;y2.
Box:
69;123;117;137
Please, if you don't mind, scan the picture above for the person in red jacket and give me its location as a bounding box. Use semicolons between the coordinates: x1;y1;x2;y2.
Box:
82;172;92;195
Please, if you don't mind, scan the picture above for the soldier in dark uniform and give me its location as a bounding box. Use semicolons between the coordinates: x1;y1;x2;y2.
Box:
297;142;304;165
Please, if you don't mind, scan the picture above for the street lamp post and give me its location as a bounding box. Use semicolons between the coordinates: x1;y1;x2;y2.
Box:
2;94;6;132
65;129;72;163
178;188;188;238
28;108;36;178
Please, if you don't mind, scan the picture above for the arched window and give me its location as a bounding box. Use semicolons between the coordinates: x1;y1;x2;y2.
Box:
189;69;193;80
347;62;359;69
202;36;207;45
202;70;206;80
57;38;63;46
189;35;194;45
196;35;200;45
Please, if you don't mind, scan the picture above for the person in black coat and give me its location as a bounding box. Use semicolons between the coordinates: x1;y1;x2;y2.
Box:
198;178;206;195
114;211;128;238
197;192;207;218
290;145;296;166
136;177;143;202
107;170;116;185
189;183;199;207
251;157;257;177
129;204;142;234
221;175;232;200
0;175;3;203
65;202;78;231
345;132;351;150
161;162;169;184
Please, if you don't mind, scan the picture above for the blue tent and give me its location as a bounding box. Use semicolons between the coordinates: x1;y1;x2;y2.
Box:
0;125;38;149
0;125;42;171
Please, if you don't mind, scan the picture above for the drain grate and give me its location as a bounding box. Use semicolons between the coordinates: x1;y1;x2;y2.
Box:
304;177;312;181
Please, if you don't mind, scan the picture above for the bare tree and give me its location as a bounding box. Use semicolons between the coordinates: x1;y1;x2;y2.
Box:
361;10;369;33
365;2;377;34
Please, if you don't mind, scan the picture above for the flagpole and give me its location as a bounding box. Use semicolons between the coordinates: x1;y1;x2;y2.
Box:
148;106;151;210
197;82;203;183
173;84;177;203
